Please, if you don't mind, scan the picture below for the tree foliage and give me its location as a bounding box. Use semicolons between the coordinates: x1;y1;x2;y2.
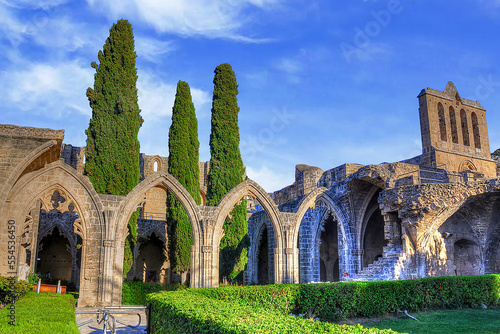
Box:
167;81;201;274
84;19;142;278
206;63;248;283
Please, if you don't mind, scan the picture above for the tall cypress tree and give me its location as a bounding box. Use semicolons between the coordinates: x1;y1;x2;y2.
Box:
207;63;248;283
167;81;201;277
84;19;142;278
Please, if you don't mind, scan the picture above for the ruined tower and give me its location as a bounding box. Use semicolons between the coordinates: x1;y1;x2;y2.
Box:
417;81;496;178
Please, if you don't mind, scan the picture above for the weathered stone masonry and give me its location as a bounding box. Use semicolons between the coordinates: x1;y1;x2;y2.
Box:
1;82;499;306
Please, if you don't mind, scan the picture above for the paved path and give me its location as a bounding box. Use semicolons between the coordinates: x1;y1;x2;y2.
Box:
75;307;148;334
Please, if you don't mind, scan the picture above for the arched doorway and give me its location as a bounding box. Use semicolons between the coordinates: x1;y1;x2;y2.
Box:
362;207;385;268
134;233;168;283
319;214;339;282
37;226;73;282
257;225;269;285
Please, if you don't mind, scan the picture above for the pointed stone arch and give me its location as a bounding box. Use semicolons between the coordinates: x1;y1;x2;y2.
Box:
116;172;202;287
294;189;354;282
0;140;58;212
212;179;284;283
214;179;282;242
2;160;105;306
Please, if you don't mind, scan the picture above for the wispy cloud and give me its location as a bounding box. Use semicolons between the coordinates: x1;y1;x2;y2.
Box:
246;164;293;192
86;0;281;41
135;35;176;64
138;70;210;121
0;60;93;118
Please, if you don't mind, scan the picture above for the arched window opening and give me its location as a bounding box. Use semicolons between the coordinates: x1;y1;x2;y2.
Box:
471;112;481;149
153;160;159;172
449;107;458;144
460;109;470;146
82;153;86;164
438;103;447;141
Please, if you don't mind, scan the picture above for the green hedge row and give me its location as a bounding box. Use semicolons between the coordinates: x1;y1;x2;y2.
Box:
0;276;29;304
148;290;398;334
297;275;500;321
146;275;500;333
122;281;187;305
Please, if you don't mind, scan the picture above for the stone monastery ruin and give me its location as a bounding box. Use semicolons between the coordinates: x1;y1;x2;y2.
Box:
1;82;499;306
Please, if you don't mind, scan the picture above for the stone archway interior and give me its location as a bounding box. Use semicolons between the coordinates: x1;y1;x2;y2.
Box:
37;226;72;282
257;226;269;285
134;233;168;283
362;209;385;268
319;214;339;282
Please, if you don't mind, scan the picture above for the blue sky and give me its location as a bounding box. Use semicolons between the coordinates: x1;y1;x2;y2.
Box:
1;0;500;192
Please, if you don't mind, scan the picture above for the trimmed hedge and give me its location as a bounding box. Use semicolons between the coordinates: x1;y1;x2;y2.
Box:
147;275;500;333
297;275;500;320
148;290;397;333
122;281;187;305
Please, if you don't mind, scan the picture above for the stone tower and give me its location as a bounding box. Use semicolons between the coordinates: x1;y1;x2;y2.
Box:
417;81;496;178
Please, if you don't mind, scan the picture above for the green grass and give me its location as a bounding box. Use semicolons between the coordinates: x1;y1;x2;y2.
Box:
370;307;500;334
0;292;79;333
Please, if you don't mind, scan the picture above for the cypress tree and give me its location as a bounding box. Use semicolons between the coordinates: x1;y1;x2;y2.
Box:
84;19;142;278
167;81;201;276
206;63;248;283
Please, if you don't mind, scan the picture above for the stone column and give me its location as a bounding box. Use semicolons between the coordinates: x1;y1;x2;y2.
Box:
30;201;41;274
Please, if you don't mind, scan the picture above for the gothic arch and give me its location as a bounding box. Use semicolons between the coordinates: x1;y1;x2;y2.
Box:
293;189;350;244
117;172;201;243
2;160;104;305
6;160;104;241
214;179;282;246
0;139;58;211
116;172;203;288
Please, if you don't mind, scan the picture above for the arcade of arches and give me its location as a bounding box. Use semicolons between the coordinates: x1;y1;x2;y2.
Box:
1;82;500;306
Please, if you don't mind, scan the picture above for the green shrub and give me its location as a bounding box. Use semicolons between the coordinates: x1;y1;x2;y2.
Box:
122;281;187;305
0;276;29;304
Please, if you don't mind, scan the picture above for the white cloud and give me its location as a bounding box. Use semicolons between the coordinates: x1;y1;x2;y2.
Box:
0;4;104;54
0;60;93;118
246;165;293;192
135;35;175;64
86;0;281;41
137;71;210;121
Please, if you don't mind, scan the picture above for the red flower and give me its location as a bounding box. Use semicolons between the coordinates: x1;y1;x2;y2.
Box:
439;285;442;289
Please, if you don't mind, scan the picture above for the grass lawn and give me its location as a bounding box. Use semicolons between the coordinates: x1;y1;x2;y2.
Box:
0;292;79;333
368;307;500;334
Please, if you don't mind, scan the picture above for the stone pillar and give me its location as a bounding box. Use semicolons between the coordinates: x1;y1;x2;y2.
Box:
30;201;41;274
383;212;403;253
